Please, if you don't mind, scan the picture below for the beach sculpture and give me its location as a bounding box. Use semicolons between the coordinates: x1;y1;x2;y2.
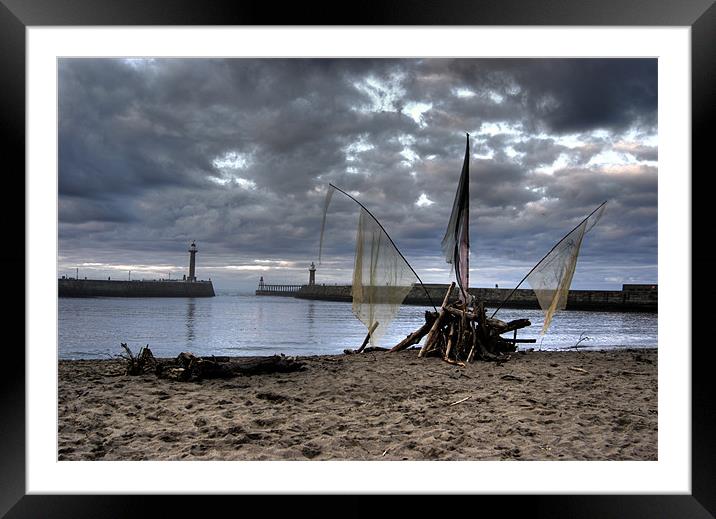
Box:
391;202;608;363
389;134;534;363
319;135;606;364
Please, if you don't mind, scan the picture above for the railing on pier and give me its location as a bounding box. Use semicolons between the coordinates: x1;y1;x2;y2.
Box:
256;283;303;295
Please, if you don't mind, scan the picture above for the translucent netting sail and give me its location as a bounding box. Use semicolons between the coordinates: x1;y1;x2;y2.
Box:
526;204;606;335
351;208;416;346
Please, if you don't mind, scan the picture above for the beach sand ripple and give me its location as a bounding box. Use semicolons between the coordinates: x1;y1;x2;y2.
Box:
58;349;657;461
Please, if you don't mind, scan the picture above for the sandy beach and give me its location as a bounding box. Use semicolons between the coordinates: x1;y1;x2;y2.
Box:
58;348;657;461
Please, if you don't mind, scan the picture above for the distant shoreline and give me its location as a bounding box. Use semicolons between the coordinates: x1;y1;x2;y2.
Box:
256;283;658;313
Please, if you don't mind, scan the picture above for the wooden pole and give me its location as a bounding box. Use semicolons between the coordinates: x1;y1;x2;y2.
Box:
466;323;477;363
443;323;455;361
419;282;455;358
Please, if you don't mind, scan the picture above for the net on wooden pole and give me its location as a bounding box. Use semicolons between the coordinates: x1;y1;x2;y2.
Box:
351;208;416;346
527;204;606;334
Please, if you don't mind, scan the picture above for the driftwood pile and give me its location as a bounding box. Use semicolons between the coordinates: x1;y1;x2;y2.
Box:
119;343;305;381
388;282;534;365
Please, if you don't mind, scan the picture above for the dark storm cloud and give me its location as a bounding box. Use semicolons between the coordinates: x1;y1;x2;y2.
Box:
58;58;657;290
520;59;657;134
440;59;657;134
512;138;567;169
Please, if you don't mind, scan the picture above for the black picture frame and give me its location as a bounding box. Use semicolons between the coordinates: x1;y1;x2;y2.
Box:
5;0;712;516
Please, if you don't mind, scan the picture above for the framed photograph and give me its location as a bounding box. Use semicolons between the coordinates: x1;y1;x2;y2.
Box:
7;0;713;516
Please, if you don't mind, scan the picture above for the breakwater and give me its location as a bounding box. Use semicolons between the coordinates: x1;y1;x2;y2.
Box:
287;283;657;312
255;284;303;297
59;278;215;298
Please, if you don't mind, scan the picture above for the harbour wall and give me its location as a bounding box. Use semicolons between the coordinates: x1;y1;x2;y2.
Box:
291;283;657;312
59;278;215;298
255;284;302;298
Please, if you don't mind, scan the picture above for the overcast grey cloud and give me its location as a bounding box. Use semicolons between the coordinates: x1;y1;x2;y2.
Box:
58;58;657;291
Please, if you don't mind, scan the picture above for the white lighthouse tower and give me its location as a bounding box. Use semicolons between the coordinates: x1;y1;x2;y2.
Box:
188;241;198;282
309;262;316;286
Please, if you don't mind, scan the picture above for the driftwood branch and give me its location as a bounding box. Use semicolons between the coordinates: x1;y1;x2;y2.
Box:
119;343;157;375
389;311;438;352
355;321;380;353
499;319;532;334
118;345;306;382
419;282;455;358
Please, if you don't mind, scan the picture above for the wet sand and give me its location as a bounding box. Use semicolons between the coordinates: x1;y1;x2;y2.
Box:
58;348;657;461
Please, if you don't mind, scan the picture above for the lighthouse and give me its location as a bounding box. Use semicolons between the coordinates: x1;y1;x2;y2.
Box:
308;261;316;286
188;241;198;282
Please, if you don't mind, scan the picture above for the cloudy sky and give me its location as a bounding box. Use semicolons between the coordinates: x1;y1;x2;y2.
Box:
58;58;657;292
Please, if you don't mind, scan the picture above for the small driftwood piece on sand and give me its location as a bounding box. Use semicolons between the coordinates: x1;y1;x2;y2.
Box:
120;345;305;381
391;284;533;365
449;396;471;406
568;366;589;374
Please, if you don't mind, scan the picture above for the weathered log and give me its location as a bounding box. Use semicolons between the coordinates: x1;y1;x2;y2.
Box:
177;351;197;369
232;356;306;376
419;282;455;358
389;311;438;352
157;353;305;381
500;319;532;334
485;317;508;331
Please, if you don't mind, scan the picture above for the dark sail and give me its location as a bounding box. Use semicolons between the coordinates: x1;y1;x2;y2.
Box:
441;134;470;302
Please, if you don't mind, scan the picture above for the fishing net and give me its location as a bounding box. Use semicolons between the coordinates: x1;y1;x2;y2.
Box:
318;185;418;346
527;204;606;334
351;208;416;346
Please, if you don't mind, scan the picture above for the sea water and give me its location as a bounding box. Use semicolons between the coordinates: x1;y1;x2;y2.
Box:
58;292;658;360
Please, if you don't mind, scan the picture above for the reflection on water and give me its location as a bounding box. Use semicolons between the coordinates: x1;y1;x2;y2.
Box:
256;301;264;331
58;294;658;360
185;298;196;345
306;300;316;343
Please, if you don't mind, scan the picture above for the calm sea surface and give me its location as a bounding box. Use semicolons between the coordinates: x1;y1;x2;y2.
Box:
58;292;658;360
